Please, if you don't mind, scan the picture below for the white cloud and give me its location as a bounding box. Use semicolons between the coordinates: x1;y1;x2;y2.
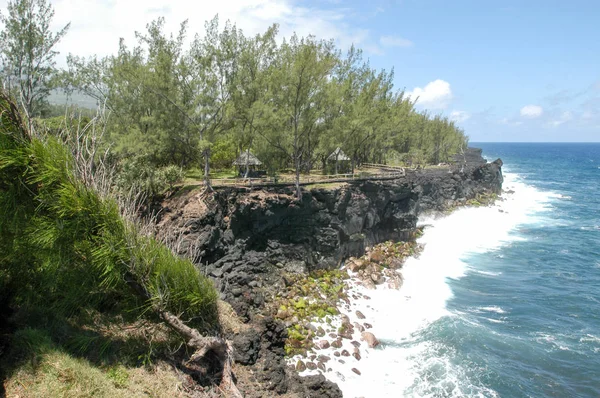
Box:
520;104;543;118
406;79;453;109
549;111;573;127
450;110;470;123
500;117;523;126
380;35;413;48
24;0;378;65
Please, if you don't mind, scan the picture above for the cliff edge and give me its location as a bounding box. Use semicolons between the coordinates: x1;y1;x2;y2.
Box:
156;152;503;396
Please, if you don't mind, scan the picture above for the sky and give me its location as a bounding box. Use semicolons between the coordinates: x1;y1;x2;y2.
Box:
1;0;599;142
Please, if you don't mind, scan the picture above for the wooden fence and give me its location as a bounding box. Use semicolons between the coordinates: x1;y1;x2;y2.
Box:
209;168;406;188
361;163;407;173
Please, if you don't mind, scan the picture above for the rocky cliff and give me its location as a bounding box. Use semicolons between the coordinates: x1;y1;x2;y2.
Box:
156;155;503;396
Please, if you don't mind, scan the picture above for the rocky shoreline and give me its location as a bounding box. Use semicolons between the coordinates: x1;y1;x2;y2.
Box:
156;153;503;396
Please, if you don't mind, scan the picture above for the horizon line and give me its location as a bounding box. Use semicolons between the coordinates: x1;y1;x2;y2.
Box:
470;141;600;144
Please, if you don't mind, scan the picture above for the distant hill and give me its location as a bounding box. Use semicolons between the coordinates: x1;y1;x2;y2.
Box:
49;90;98;109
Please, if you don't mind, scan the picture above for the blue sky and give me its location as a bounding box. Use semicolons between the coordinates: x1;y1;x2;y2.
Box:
352;0;600;142
2;0;597;141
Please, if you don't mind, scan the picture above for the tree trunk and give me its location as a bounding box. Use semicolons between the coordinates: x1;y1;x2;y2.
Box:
203;149;213;191
243;138;254;179
295;158;302;200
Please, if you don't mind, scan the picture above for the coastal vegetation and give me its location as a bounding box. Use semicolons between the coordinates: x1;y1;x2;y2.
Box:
1;0;468;200
0;90;242;395
0;0;498;396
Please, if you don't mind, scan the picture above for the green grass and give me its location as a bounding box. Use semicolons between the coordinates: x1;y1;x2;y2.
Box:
184;167;237;181
3;328;189;398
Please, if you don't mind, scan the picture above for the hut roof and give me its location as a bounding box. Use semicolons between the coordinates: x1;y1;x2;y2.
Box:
327;147;350;161
233;151;263;166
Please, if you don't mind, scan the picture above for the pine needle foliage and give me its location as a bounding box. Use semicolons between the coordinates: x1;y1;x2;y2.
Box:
0;91;219;331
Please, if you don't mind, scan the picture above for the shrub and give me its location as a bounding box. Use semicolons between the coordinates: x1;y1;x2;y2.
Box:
158;165;184;191
0;92;219;332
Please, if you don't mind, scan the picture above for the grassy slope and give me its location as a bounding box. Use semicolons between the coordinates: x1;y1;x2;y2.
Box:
0;94;223;396
2;300;248;397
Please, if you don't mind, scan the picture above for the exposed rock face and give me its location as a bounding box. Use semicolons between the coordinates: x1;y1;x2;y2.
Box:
159;158;502;319
156;153;502;396
232;329;261;365
288;373;343;397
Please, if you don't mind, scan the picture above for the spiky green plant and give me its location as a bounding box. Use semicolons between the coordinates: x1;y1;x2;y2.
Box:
0;91;219;332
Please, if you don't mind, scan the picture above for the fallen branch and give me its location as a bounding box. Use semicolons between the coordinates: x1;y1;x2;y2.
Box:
125;271;242;397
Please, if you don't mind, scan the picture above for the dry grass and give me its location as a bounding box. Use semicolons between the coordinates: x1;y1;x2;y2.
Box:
217;300;248;335
2;301;248;398
306;182;348;190
3;351;195;398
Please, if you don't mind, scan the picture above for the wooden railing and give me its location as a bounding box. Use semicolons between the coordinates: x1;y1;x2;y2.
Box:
209;169;406;188
362;163;406;174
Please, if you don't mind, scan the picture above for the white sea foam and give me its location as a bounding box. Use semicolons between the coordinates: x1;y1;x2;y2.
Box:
534;332;576;352
295;172;556;397
471;270;502;277
580;334;600;344
483;317;507;324
477;306;507;314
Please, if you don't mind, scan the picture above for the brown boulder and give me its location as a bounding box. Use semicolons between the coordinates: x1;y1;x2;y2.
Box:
361;331;380;348
354;322;365;332
296;360;307;372
347;258;365;272
352;347;361;361
389;257;404;269
317;340;330;349
362;279;376;290
387;278;401;290
371;272;385;285
369;249;385;263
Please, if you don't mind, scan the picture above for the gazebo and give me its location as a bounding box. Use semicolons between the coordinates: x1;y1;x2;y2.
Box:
233;151;264;177
327;147;350;174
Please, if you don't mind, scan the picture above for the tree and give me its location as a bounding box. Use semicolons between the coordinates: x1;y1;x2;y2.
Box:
65;19;198;167
0;0;70;120
184;16;242;189
230;25;278;178
62;13;470;187
263;34;337;199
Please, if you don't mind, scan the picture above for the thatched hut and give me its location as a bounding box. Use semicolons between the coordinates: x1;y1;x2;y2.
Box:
233;151;265;177
327;147;350;174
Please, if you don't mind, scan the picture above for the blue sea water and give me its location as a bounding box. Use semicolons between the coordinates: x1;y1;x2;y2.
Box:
319;143;600;397
448;142;600;397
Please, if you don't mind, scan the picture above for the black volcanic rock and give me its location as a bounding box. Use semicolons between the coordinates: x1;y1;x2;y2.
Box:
158;158;503;319
156;155;502;396
232;329;261;365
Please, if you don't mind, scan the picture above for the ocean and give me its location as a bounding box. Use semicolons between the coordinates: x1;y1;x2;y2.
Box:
319;143;600;397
